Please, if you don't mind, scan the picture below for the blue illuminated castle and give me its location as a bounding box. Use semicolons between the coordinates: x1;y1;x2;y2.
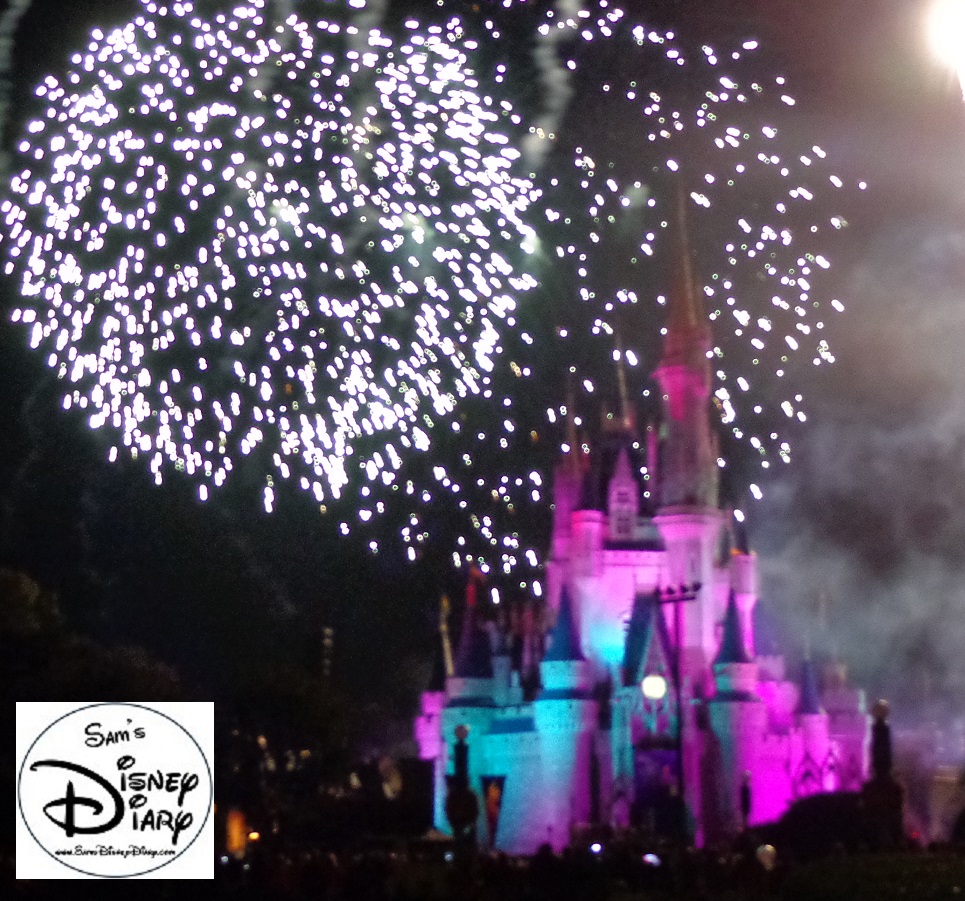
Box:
415;214;870;852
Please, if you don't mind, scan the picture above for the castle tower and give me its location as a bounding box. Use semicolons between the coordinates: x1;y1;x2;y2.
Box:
548;382;587;613
730;547;759;658
795;658;832;795
707;592;766;837
448;579;493;697
570;491;606;580
608;446;639;543
534;588;597;850
653;192;722;665
821;659;870;790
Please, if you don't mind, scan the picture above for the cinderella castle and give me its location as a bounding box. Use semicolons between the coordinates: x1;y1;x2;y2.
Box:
414;207;871;853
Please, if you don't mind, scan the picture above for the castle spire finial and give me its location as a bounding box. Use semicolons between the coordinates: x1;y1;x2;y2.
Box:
565;370;582;476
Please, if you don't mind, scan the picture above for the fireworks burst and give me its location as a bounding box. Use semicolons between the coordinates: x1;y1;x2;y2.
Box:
1;0;864;590
2;0;539;524
543;21;864;494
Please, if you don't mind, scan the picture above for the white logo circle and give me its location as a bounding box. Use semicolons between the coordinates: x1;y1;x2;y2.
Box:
18;703;213;878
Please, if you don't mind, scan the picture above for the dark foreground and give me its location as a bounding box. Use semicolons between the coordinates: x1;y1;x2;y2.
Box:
5;845;965;900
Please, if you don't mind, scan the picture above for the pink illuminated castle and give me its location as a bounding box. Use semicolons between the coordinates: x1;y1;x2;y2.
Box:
414;206;870;853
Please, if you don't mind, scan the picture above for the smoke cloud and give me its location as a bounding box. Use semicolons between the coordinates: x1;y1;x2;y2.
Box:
521;0;582;170
0;0;34;184
755;217;965;716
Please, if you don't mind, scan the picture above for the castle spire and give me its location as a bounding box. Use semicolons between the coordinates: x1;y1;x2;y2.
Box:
654;179;718;509
662;179;711;367
715;591;751;666
439;593;454;680
454;569;493;678
543;586;584;662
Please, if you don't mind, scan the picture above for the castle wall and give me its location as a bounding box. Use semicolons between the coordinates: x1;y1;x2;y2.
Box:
707;660;767;836
533;696;598;851
755;732;795;823
567;549;662;672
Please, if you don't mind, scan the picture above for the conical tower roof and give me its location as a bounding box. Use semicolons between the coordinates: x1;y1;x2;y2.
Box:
715;591;751;665
454;586;492;679
797;658;824;715
543;586;584;662
622;591;672;687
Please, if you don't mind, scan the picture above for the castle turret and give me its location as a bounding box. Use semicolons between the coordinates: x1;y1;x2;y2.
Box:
448;587;493;698
415;608;449;761
535;588;597;849
821;659;870;790
714;593;755;691
797;657;823;716
551;383;585;562
730;547;759;658
542;586;586;671
608;446;639;543
417;596;455;833
708;593;766;836
571;496;606;579
795;658;832;794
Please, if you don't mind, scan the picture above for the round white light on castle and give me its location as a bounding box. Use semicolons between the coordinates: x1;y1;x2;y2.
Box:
641;673;668;700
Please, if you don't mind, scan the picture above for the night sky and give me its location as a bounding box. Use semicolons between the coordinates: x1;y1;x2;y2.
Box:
1;0;964;741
